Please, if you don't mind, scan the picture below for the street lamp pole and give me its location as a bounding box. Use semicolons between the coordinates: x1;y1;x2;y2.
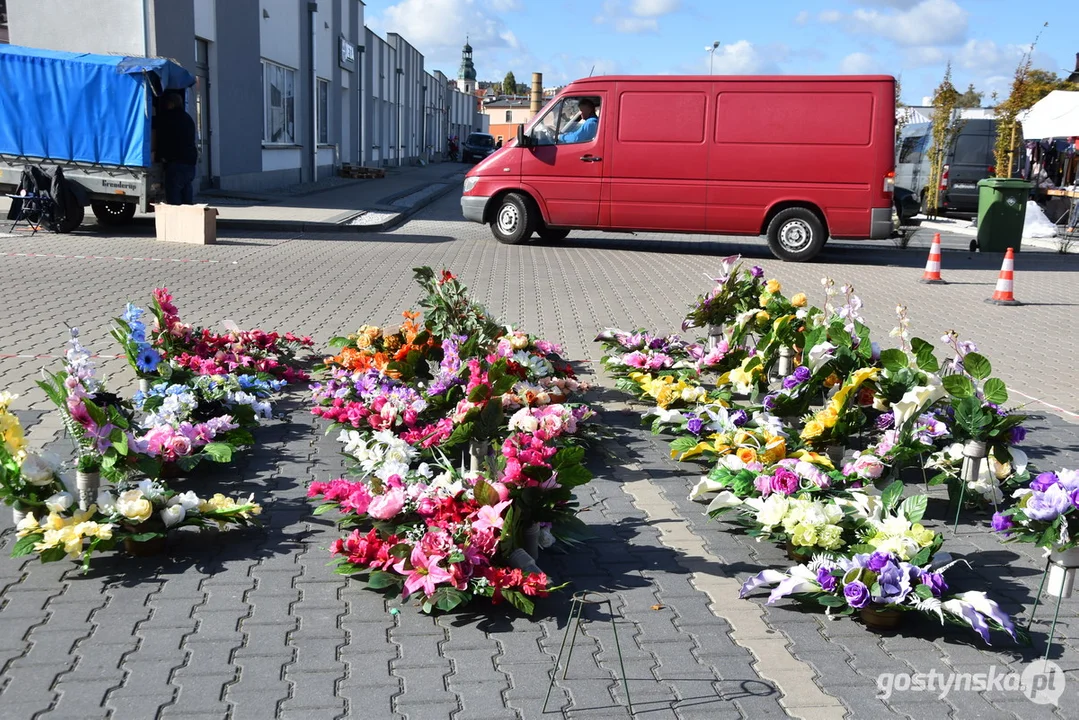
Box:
707;41;720;75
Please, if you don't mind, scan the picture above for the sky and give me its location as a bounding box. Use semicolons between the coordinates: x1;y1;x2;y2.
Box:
362;0;1075;105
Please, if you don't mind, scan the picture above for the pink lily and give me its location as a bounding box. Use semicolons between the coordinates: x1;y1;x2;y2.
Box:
395;546;454;599
472;500;512;534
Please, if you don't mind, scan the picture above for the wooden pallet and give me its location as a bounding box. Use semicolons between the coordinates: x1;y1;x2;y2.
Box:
340;164;385;179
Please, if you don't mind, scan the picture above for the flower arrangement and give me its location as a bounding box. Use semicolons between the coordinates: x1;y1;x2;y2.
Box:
111;303;164;379
798;367;879;449
680;256;765;334
0;393;70;516
12;479;261;570
740;551;1018;644
993;469;1079;549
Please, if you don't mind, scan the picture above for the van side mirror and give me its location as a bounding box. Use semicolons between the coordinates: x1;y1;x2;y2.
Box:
516;124;529;148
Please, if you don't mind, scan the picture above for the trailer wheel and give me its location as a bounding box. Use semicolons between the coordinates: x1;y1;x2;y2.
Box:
91;200;137;225
766;208;826;262
490;193;535;245
55;203;85;233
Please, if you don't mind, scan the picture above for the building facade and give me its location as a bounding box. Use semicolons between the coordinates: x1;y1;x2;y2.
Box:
6;0;483;192
483;99;537;147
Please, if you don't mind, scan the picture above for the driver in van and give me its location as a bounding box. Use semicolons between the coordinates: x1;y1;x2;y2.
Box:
558;98;598;144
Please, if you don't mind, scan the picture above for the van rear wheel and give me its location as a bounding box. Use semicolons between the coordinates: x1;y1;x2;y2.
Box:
766;208;826;262
91;200;137;225
490;193;535;245
536;227;570;243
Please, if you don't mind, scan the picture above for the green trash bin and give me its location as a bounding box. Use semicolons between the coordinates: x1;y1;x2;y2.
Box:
976;178;1032;252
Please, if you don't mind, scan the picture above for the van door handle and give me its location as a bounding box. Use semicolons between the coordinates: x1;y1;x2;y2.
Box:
580;155;602;162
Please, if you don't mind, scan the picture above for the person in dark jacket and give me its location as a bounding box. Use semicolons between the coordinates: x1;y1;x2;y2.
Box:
157;93;198;204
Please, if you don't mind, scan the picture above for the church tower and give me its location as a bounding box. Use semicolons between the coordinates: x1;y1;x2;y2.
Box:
458;38;477;95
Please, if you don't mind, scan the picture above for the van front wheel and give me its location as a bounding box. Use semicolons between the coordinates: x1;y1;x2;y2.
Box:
491;193;535;245
766;208;826;262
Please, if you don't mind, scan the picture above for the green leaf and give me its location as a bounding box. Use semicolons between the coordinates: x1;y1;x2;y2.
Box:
983;378;1008;405
554;464;592;488
368;570;403;590
11;533;43;558
312;502;338;516
501;589;536;615
202;442;233;464
915;346;940;373
879;349;908;373
127;532;163;542
942;374;974;399
473;478;501;507
38;546;68;563
433;587;469;612
900;494;928;524
915;584;934;600
388;543;411;560
818;595;847;607
881;480;904;511
962;352;991;381
910;546;932;567
669;437;699;456
327;335;351;349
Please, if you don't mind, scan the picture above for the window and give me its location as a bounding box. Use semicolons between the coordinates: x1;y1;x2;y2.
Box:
898;135;923;164
262;60;296;144
318;79;329;145
505;110;512;123
951;133;992;166
530;96;601;146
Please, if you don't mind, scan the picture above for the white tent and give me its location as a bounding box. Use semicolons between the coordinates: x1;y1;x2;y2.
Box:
1018;90;1079;140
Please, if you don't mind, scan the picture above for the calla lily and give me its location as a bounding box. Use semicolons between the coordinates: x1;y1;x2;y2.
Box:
892;379;945;430
706;491;742;513
689;477;724;502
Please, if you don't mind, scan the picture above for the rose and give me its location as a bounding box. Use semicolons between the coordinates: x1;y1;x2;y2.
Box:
19;452;59;486
686;417;704;435
168;491;201;511
367;488;406;520
843;580;871;609
167;434;193;458
765;279;781;294
161;505;186;528
115;489;153;524
1025;484;1072;522
852;454;885;480
45;491;74;513
1030;472;1058;492
488;481;511;502
801;420;825;441
754;474;773;497
730;410;749;427
991;512;1014;533
923;572;947;598
816;566;837;592
770;468;800;496
790;292;807;307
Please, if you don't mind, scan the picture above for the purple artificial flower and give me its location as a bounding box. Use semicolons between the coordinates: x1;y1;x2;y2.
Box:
1025;484;1072;522
750;266;764;278
762;394;778;411
923;572;948;598
843;580;871;609
771;467;801;495
792;366;811;384
817;567;838;593
1010;426;1027;444
991;512;1015;533
686;417;704;436
1057;470;1079;492
782;374;801;390
867;551;891;573
1031;472;1059;492
877;562;914;604
730;410;749;427
875;412;895;431
649;336;667;351
1071;489;1079;510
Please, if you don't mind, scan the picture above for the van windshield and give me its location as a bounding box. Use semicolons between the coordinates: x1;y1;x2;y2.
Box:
468;134;494;147
952;134;992;166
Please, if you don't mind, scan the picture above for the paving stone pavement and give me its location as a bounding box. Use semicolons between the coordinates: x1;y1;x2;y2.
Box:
0;194;1077;719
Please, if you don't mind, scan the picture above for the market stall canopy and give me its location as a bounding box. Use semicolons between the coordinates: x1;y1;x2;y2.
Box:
1018;90;1079;140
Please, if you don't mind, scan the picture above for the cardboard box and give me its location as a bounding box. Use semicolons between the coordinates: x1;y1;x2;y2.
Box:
153;203;218;244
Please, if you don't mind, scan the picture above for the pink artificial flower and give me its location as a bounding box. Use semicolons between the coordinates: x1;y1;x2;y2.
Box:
341;487;372;515
395;546;454;599
367;487;406;520
167;434;194;457
472;500;512;534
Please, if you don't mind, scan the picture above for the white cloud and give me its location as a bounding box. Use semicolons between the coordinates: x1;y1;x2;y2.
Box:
489;0;523;9
630;0;680;16
822;0;968;47
594;0;680;34
372;0;520;58
839;52;881;74
706;40;781;75
794;10;811;25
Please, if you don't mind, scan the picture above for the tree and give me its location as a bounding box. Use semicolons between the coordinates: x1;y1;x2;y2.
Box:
502;71;517;96
956;83;983;108
1025;69;1078;105
926;63;961;216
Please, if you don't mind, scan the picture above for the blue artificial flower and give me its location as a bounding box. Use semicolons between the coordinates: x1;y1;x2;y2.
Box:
271;380;288;392
122;303;145;325
129;321;147;344
135;344;162;373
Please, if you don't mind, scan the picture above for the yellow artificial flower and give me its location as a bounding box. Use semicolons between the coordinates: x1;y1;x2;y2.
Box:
759;293;771;307
791;524;819;547
116;490;153;524
766;279;782;294
15;513;40;538
823;373;840;389
44;512;68;531
818;407;840;428
736;447;758;464
791;293;807;308
801;420;826;441
818;524;845;550
755;311;770;324
762;436;787;464
910;523;936;547
0;391;16;411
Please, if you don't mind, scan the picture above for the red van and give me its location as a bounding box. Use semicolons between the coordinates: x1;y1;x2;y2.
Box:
460;75;897;261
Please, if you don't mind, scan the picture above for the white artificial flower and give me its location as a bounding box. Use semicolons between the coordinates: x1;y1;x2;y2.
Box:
168;491;201;511
891;380;945;430
45;491;74;513
96;489;117;513
136;479;167;502
15;512;38;533
755;494;790;529
161;504;186;528
508;408;540;434
806;342;836;373
649;407;684;425
19;452;59;486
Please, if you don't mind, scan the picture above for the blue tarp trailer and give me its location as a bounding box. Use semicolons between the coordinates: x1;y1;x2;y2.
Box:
0;44;196;225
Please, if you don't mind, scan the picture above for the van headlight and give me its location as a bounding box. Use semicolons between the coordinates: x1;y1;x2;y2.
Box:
463;177;479;193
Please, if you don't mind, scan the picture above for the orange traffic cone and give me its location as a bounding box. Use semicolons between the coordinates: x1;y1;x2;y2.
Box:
919;233;946;284
986;248;1020;306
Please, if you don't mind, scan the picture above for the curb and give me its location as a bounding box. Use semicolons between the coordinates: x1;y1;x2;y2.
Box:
126;175;463;235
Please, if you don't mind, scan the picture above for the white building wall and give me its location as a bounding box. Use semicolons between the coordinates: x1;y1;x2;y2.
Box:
258;0;301;70
193;0;216;40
